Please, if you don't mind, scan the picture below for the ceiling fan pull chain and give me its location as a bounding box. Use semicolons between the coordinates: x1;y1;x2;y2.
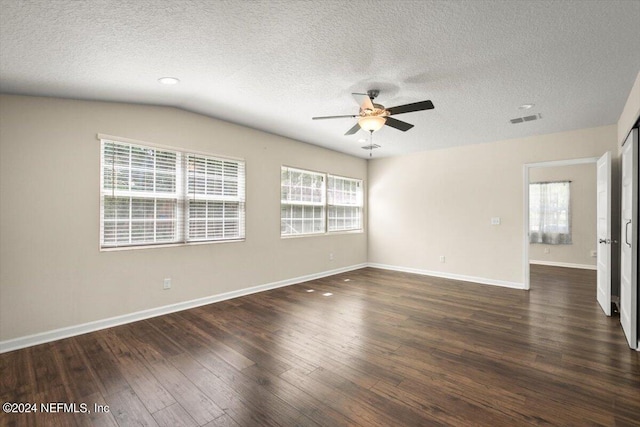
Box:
370;130;374;158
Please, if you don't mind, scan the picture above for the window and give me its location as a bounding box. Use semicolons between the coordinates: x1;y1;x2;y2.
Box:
100;138;244;248
280;167;326;236
529;181;571;244
280;166;363;236
328;175;363;232
186;154;245;242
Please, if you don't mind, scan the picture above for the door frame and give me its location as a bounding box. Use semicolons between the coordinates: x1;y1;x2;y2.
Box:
523;157;599;290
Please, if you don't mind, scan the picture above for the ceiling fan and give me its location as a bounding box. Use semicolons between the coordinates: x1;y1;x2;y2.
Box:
312;90;434;135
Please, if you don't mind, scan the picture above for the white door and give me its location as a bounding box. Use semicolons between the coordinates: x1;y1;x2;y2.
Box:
620;129;638;349
596;152;612;316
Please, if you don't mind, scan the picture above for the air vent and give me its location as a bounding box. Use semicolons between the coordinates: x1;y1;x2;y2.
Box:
510;113;542;124
361;144;381;150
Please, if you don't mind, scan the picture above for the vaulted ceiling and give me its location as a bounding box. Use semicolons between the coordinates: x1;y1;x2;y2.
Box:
1;0;639;158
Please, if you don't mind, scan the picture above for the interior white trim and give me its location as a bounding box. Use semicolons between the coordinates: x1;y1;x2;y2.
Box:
96;133;246;162
524;157;600;168
367;263;525;290
0;263;366;354
529;260;597;270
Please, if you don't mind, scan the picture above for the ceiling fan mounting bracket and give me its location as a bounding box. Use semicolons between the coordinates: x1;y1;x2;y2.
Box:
367;89;380;100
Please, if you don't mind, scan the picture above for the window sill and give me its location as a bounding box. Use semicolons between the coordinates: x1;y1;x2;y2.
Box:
281;229;364;239
100;238;245;252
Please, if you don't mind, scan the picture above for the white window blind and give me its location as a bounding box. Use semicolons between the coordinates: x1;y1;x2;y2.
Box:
281;167;326;236
101;140;182;247
529;181;572;245
100;138;245;248
187;154;245;241
327;175;363;232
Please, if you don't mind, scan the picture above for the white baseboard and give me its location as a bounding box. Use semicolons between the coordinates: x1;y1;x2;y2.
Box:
367;263;525;290
529;260;597;270
0;263;367;354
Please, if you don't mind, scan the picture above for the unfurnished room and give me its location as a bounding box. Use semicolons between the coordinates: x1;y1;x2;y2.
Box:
0;1;639;426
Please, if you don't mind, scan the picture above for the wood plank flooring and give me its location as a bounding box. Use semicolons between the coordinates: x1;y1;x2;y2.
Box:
1;265;639;426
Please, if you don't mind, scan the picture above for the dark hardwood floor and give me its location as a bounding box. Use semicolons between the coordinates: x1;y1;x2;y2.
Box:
1;265;639;426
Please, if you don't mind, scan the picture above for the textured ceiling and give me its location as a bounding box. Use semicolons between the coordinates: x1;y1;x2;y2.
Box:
1;0;639;158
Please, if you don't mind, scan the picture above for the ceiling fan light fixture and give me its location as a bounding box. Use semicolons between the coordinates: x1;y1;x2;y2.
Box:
358;116;386;132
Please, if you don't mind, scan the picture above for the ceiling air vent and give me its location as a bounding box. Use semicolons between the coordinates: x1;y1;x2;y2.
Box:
510;113;542;124
361;144;381;150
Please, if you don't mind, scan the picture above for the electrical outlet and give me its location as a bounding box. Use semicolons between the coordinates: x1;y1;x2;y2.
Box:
544;248;550;254
163;278;171;290
439;256;445;263
491;217;501;225
329;253;334;261
590;250;597;258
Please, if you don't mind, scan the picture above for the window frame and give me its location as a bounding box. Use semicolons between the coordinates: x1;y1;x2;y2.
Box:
528;180;572;245
327;174;364;233
185;153;246;243
280;165;364;238
99;135;245;250
280;166;327;237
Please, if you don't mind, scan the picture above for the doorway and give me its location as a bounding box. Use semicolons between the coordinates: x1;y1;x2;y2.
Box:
523;157;599;291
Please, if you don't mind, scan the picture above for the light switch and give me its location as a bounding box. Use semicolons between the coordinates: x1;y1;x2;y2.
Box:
491;217;501;225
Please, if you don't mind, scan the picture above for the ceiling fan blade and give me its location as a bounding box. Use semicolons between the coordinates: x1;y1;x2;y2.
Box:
385;117;414;132
387;100;434;116
352;93;375;111
344;123;361;135
312;115;357;120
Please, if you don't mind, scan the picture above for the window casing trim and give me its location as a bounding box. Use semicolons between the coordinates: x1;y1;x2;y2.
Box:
97;133;245;162
280;229;364;240
98;237;245;252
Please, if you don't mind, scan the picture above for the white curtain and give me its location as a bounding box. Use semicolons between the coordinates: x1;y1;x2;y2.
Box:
529;181;572;245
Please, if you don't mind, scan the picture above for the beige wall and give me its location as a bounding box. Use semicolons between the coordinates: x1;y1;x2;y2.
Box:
618;71;640;146
528;164;597;267
368;125;618;286
0;95;367;342
2;83;634;344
